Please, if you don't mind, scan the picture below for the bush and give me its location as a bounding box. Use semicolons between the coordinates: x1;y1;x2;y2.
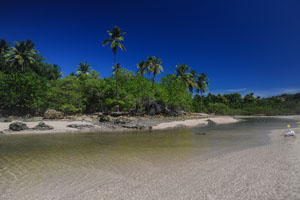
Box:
0;72;48;113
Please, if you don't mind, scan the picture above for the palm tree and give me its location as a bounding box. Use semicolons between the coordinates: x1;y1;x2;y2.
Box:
76;62;91;76
196;73;209;111
175;64;195;92
150;57;163;86
48;64;62;80
113;63;122;111
187;70;197;92
146;56;155;80
102;26;126;111
137;60;147;77
6;40;37;72
0;39;10;70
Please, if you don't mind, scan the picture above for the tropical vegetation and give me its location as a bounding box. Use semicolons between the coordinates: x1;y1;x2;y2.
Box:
0;26;299;116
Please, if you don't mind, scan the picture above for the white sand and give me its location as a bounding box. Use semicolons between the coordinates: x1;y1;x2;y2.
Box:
152;116;239;130
0;120;100;134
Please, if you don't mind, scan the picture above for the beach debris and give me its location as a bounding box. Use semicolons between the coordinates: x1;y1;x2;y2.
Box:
44;109;64;119
9;122;29;131
99;115;110;122
285;124;295;137
33;122;54;130
67;124;94;129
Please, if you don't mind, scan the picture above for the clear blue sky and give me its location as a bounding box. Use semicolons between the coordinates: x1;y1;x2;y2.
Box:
1;0;300;97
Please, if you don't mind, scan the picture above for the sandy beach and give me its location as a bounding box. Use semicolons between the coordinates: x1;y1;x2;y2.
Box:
0;115;239;134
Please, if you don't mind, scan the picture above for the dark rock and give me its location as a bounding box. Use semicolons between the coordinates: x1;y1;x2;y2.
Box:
207;119;216;125
67;124;94;129
99;115;110;122
0;131;4;134
122;124;145;129
113;118;131;124
44;109;64;119
9;122;29;131
3;119;12;122
33;122;54;131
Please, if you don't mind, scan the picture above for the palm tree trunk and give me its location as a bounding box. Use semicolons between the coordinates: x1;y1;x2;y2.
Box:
152;76;155;87
200;92;203;112
114;52;119;112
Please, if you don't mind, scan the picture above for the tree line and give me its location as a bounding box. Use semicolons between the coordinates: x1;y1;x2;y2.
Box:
0;26;299;116
0;26;208;116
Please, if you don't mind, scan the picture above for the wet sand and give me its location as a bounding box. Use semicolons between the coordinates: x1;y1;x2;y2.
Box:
0;117;299;199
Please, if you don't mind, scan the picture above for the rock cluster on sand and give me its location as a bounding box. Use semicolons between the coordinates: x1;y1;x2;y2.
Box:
9;122;29;131
67;124;94;129
44;109;64;119
33;122;54;130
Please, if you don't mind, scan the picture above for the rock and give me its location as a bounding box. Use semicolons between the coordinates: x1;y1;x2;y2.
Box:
0;131;4;134
207;119;216;125
33;122;54;130
44;109;64;119
2;119;12;122
122;124;145;129
9;122;29;131
67;124;94;129
99;115;110;122
113;118;131;124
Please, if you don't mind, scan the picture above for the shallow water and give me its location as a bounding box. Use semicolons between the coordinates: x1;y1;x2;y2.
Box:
0;117;298;200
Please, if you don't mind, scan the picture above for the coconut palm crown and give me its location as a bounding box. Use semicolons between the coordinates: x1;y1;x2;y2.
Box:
6;40;37;72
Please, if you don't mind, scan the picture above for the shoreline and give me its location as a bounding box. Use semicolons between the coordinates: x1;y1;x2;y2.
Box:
0;115;240;135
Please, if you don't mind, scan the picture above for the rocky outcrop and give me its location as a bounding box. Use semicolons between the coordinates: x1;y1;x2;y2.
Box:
99;115;110;122
9;122;29;131
44;109;64;119
67;124;94;129
33;122;54;130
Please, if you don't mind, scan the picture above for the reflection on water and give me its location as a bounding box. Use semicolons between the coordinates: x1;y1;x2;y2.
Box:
0;117;298;199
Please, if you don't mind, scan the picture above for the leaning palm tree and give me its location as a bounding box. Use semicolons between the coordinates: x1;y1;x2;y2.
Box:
150;57;163;86
102;26;126;111
76;62;91;76
136;60;147;77
196;73;209;111
6;40;37;72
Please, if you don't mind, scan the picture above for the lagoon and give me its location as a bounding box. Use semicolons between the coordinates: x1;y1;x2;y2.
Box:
0;117;299;200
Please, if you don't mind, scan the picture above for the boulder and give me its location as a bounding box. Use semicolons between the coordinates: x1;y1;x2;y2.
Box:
9;122;29;131
33;122;54;131
99;115;110;122
44;109;64;119
67;124;94;129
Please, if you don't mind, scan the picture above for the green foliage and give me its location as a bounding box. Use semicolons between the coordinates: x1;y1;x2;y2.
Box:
160;74;193;110
193;92;300;115
0;72;48;112
46;76;86;114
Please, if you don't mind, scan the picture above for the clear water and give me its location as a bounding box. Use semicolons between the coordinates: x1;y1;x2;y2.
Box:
0;117;298;199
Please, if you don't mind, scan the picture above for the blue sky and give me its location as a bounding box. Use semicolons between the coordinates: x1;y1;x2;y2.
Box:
1;0;300;97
